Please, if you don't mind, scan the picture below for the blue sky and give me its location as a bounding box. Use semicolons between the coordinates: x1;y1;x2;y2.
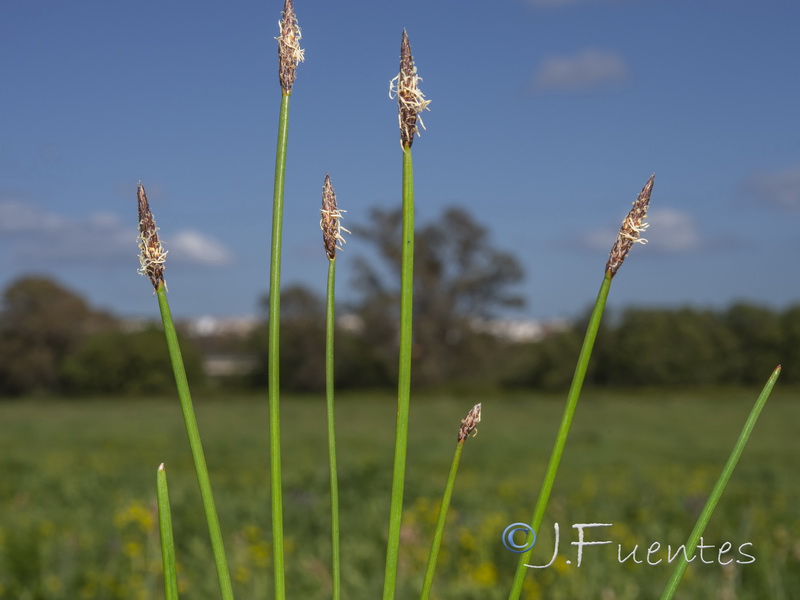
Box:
2;0;799;321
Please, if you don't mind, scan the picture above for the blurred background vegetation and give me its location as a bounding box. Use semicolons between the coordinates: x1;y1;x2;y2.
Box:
2;206;796;400
1;206;797;597
1;265;796;399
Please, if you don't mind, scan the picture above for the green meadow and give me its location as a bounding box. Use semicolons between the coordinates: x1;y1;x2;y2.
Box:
2;388;799;599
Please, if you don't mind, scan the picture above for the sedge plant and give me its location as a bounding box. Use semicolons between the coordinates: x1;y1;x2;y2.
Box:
507;175;655;599
320;173;349;600
420;404;482;600
132;10;786;598
659;365;782;599
383;29;431;600
137;183;234;600
267;2;304;598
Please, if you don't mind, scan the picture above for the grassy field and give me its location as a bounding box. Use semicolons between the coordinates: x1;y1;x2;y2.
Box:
1;387;799;599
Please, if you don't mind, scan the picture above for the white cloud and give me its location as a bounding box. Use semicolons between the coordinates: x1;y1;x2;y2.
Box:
0;199;233;267
744;163;800;210
170;230;233;266
533;48;631;92
0;201;67;234
646;209;703;253
582;208;703;254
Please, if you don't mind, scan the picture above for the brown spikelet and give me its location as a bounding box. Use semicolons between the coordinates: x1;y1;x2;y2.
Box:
277;0;304;94
458;403;482;441
137;182;167;291
606;174;655;277
320;173;350;260
389;29;431;149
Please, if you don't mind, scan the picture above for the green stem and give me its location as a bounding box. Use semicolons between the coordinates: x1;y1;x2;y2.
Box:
383;147;415;600
507;272;612;600
420;440;464;600
157;285;234;600
326;258;341;600
660;365;781;600
268;91;291;600
156;464;179;600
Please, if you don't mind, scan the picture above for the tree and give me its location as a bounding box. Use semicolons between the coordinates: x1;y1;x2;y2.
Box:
61;327;205;395
249;284;327;391
0;276;115;395
599;307;738;386
781;304;800;384
352;206;525;386
248;283;398;391
723;303;783;384
502;327;584;391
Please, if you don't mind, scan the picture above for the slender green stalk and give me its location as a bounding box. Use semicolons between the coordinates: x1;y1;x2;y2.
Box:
320;173;347;599
267;89;290;600
421;442;462;600
508;175;654;599
383;147;416;600
420;404;481;600
507;273;611;599
156;463;179;600
137;182;233;599
157;285;234;600
660;365;781;600
325;258;341;600
269;4;303;595
384;30;429;598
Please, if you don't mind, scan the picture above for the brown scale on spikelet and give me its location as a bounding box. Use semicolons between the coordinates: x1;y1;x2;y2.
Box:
389;30;431;149
458;403;482;441
137;182;167;291
606;174;655;277
277;0;304;94
320;173;350;260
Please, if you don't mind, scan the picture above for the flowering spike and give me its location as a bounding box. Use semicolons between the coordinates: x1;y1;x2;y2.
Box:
458;403;482;441
137;182;167;291
606;174;655;277
277;0;304;94
389;29;431;149
320;173;350;260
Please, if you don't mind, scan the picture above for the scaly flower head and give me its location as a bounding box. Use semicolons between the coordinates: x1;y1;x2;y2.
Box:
458;403;482;441
606;174;654;277
277;0;304;93
320;173;350;260
389;29;431;149
137;182;167;290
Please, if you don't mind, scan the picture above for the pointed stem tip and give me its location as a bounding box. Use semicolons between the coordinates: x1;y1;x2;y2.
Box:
137;182;167;291
606;174;655;277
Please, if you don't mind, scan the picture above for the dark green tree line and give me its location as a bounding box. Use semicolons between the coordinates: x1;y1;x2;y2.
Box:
2;234;797;397
0;277;113;395
0;276;202;397
504;303;800;390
